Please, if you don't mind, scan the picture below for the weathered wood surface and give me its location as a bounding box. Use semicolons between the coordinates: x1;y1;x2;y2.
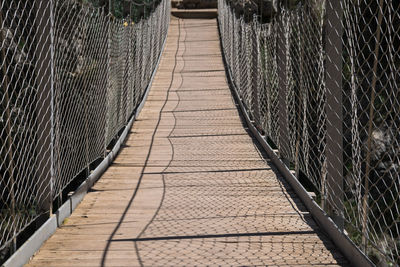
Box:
27;17;349;266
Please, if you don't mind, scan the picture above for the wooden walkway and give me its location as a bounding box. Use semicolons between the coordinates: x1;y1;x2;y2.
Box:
27;17;349;266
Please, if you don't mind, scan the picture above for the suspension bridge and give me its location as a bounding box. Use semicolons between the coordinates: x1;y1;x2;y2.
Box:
26;15;349;266
1;0;399;266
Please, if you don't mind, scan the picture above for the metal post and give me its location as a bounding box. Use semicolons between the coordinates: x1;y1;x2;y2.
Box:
251;18;261;129
105;2;112;155
295;13;304;178
238;22;243;95
277;12;290;165
325;0;344;230
34;0;54;219
109;0;113;16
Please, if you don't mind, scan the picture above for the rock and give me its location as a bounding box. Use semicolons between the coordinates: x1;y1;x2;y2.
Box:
368;128;397;162
370;129;387;160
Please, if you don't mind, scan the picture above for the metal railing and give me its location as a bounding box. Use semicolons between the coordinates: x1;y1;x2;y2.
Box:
0;0;170;259
219;0;399;265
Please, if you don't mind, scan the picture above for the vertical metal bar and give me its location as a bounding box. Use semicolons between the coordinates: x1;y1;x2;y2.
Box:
34;0;54;218
295;12;303;178
325;0;344;230
129;2;133;115
82;10;90;174
105;4;111;155
277;12;290;165
109;0;113;16
251;18;261;128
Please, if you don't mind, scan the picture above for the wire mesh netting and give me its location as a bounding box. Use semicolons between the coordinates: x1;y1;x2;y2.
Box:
0;0;170;258
219;0;399;265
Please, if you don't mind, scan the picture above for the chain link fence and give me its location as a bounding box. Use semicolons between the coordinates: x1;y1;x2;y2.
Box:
219;0;399;265
0;0;170;260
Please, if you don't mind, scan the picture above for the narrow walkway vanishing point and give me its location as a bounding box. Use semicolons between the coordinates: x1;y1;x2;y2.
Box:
28;16;349;266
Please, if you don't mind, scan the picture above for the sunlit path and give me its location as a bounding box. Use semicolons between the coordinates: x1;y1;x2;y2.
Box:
26;16;348;266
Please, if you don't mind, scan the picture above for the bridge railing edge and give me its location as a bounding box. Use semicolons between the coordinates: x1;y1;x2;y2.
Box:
1;11;171;267
215;5;374;266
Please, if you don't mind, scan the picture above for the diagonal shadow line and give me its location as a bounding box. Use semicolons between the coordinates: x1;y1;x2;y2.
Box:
100;19;182;267
143;167;272;175
151;212;311;222
179;69;225;73
165;108;236;113
170;88;229;92
110;230;318;242
183;39;220;42
168;133;247;138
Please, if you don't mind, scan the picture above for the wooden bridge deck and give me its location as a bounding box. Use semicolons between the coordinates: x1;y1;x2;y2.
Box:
27;17;349;266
